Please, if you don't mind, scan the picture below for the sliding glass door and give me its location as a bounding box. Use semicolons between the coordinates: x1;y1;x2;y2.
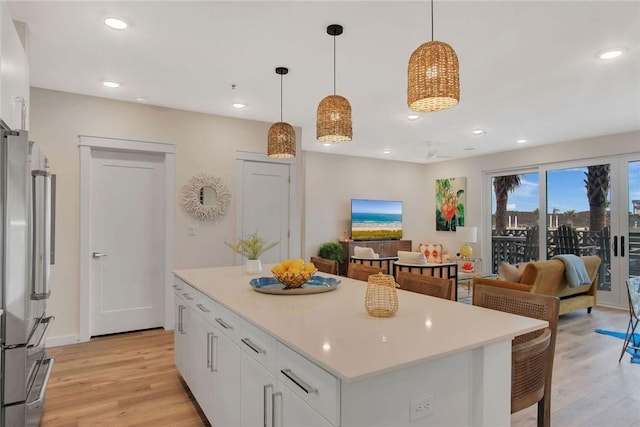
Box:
546;162;612;300
487;154;639;309
603;155;640;307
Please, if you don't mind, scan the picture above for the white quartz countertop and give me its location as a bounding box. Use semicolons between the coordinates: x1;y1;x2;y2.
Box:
173;265;547;383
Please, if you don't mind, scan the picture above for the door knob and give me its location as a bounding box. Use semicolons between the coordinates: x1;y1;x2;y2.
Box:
92;252;107;258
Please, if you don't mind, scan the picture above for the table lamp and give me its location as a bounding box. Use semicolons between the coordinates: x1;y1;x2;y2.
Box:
456;226;477;259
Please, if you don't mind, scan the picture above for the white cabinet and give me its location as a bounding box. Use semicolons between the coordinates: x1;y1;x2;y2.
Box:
241;351;276;427
174;278;241;426
276;343;339;427
276;382;333;427
174;277;338;427
211;326;241;426
190;310;215;422
240;319;278;427
172;290;188;378
0;1;29;130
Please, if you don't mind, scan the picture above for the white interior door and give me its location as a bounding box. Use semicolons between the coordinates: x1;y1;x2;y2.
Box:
241;161;290;263
90;149;164;336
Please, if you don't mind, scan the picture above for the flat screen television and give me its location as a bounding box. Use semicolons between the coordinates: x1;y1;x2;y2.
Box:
351;199;403;241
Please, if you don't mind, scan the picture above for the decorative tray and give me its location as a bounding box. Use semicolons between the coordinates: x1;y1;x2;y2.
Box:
249;276;341;295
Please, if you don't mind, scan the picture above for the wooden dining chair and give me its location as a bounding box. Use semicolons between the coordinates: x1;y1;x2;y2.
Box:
473;284;560;427
310;256;338;275
396;271;453;300
347;263;385;282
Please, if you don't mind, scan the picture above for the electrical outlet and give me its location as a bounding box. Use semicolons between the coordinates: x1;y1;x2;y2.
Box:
410;395;434;421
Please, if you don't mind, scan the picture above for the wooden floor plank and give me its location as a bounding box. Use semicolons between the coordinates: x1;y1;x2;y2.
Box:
42;307;639;426
42;329;208;427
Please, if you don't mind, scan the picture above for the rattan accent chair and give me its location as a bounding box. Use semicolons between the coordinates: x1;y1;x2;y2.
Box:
347;263;385;282
619;277;640;362
396;271;453;300
473;284;560;427
309;256;339;275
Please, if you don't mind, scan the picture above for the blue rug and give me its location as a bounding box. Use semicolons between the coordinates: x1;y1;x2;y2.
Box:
595;329;640;363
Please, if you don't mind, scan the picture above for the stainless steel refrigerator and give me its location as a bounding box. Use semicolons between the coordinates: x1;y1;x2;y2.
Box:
1;119;55;427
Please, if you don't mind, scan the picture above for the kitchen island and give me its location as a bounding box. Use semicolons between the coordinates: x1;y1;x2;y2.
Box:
173;265;546;427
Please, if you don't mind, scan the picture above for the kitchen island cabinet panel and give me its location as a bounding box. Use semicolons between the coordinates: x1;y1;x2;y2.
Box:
173;266;545;426
240;351;276;427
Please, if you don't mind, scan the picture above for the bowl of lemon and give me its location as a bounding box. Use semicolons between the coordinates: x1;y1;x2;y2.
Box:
271;258;318;288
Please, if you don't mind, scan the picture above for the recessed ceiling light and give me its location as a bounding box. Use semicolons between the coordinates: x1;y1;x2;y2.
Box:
135;96;148;103
516;139;528;144
407;114;420;121
472;129;486;135
102;80;120;88
104;17;128;30
383;150;392;155
323;143;331;147
232;103;246;109
598;48;624;60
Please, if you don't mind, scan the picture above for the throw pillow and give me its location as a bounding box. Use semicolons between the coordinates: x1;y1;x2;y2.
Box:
418;243;444;263
353;246;379;259
498;262;523;282
397;250;428;265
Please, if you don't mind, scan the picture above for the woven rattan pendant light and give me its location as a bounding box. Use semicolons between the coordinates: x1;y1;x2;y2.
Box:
317;24;352;143
407;0;460;112
267;67;296;158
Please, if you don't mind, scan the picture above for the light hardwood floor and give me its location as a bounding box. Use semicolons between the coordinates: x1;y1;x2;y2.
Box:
42;329;209;427
42;306;639;426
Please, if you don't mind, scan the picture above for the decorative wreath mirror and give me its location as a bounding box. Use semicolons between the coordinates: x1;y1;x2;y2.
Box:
182;173;231;221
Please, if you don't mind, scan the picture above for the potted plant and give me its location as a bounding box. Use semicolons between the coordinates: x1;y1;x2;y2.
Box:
317;241;346;263
225;231;279;274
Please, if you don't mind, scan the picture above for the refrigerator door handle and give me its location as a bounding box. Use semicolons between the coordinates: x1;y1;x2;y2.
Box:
31;169;52;300
26;357;55;409
26;316;55;350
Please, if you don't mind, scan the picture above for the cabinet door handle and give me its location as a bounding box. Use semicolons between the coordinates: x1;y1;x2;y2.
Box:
178;305;186;334
196;304;210;313
613;235;618;257
215;317;233;330
621;236;626;258
177;305;182;333
272;391;283;427
280;369;318;394
182;292;194;301
212;334;219;373
263;384;273;427
206;332;214;368
241;338;266;354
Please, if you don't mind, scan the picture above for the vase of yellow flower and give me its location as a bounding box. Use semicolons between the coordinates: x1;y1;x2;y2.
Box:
225;231;279;275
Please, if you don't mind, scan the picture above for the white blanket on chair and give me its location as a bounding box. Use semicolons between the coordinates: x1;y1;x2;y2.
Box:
552;254;590;288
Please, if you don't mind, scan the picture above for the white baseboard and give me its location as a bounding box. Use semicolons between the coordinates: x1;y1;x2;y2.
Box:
46;334;83;348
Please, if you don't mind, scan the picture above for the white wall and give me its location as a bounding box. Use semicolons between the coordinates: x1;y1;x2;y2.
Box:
30;87;302;341
303;152;429;257
303;131;640;268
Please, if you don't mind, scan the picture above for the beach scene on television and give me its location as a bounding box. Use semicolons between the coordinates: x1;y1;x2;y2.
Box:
351;199;403;240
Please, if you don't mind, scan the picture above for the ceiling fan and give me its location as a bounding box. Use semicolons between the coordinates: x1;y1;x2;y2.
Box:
423;142;453;160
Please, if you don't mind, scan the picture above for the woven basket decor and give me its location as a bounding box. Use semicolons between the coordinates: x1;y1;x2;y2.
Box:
365;273;399;317
316;95;352;143
407;40;460;112
267;122;296;158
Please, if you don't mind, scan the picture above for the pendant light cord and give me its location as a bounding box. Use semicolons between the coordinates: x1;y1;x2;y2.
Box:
333;35;337;95
430;0;434;41
280;74;283;122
